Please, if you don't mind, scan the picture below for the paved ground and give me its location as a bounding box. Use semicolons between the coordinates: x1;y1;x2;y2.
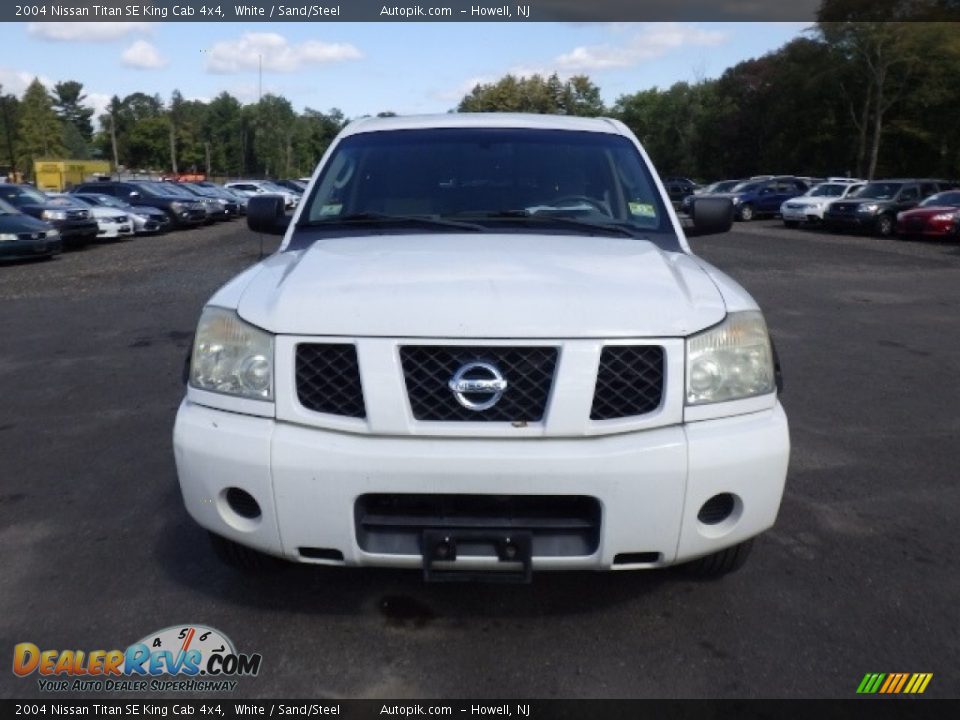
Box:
1;219;958;699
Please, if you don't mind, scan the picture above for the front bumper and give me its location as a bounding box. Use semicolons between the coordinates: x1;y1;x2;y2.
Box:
782;206;823;222
825;213;875;230
0;237;62;260
54;219;100;244
96;222;134;238
173;400;790;571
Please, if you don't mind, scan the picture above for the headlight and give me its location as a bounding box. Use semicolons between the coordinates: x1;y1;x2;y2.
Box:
170;201;185;212
189;307;274;401
45;228;59;238
858;204;878;213
0;232;17;241
686;311;775;405
41;209;67;220
731;196;742;205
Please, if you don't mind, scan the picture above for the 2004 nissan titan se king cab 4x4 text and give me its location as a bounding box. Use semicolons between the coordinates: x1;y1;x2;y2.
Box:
173;114;790;582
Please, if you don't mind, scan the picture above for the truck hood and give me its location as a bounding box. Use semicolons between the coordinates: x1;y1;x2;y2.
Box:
234;234;727;338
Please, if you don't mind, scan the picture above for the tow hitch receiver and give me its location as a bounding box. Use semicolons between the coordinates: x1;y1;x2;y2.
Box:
422;529;533;583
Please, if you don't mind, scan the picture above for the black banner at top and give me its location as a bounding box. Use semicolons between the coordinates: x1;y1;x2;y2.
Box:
6;0;960;23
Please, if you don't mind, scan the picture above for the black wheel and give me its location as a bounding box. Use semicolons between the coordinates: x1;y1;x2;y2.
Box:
737;204;754;222
783;220;799;228
684;539;754;578
208;532;284;574
875;214;894;237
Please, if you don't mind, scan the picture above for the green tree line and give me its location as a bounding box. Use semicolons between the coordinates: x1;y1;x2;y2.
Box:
458;19;960;180
2;12;959;182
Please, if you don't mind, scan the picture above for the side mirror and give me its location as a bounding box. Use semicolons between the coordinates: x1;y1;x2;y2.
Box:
247;195;290;235
684;197;733;237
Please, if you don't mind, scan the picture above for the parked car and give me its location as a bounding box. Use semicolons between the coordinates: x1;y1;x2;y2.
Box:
175;182;239;220
681;180;742;214
895;190;960;239
823;179;947;236
151;182;218;223
0;183;99;247
48;192;133;240
191;183;249;215
272;179;308;195
662;176;698;205
224;180;299;209
697;176;809;221
70;192;168;234
780;181;865;227
174;113;789;580
73;181;206;228
0;197;62;261
696;180;742;195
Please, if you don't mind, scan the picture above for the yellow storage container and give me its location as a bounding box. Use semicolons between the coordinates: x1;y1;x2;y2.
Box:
34;160;112;192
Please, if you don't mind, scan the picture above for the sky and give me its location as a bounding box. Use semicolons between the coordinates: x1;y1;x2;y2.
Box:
0;22;811;119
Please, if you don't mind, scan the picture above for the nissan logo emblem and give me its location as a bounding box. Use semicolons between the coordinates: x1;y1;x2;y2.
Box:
448;362;508;411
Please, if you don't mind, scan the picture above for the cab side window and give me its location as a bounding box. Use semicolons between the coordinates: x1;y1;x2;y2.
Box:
899;185;919;202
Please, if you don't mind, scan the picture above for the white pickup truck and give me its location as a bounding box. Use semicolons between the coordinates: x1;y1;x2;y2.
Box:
174;113;789;582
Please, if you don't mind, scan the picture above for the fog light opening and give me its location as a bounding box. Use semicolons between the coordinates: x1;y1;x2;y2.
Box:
698;493;736;525
226;487;261;520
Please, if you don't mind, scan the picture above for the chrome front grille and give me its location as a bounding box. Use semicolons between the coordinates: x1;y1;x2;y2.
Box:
400;346;558;422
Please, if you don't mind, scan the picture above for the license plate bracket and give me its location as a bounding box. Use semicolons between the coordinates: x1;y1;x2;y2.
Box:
422;529;533;583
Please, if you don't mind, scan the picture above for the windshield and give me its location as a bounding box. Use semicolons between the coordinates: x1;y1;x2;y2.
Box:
0;184;49;205
302;128;671;238
857;182;903;200
156;183;195;198
920;191;960;207
710;180;739;193
132;183;164;197
0;197;19;214
730;182;760;193
807;184;846;198
94;194;127;209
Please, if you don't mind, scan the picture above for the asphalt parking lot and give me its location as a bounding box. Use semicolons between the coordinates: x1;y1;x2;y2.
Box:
1;220;958;699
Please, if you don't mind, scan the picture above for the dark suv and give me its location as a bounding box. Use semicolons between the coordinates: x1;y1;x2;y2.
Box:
823;179;949;236
0;183;99;247
72;181;206;228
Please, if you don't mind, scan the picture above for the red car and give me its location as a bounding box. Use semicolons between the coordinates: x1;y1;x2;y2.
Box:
896;190;960;239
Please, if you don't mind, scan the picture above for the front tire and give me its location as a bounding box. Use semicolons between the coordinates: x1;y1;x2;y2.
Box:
737;204;755;222
209;532;284;574
875;214;894;237
684;539;754;578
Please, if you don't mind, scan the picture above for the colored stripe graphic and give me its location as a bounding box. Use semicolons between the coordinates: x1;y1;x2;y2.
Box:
857;673;932;694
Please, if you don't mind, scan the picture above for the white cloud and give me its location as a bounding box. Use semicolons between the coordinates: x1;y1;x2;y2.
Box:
204;33;362;74
441;23;728;106
86;92;112;118
0;68;52;95
27;22;152;42
121;40;167;69
555;23;727;72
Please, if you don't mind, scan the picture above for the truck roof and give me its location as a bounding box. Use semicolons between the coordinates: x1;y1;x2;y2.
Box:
339;113;629;138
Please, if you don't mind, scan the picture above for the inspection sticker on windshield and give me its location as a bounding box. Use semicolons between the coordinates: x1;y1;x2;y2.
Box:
629;202;656;218
319;204;342;216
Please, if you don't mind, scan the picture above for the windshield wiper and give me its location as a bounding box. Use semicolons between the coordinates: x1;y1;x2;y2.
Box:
299;212;485;232
458;210;644;238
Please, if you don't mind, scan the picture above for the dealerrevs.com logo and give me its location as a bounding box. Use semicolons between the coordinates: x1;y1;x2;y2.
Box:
13;625;262;692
